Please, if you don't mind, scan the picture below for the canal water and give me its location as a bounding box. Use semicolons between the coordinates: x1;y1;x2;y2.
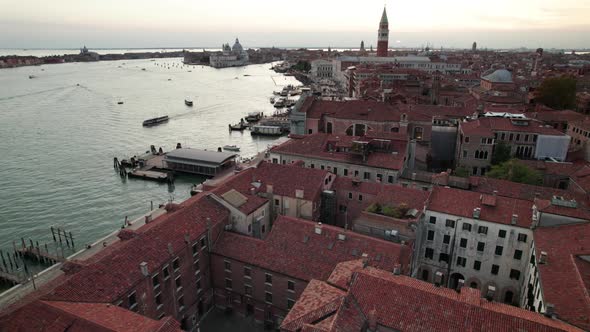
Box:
0;57;299;254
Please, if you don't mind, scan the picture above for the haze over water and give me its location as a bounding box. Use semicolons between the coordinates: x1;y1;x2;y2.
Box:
0;57;299;251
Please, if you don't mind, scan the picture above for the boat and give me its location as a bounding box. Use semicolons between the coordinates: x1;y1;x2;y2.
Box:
245;112;263;123
142;116;169;127
274;98;286;108
223;145;240;152
185;99;193;106
190;184;202;196
229;120;248;131
270;97;276;104
250;125;283;136
28;75;36;79
117;101;124;105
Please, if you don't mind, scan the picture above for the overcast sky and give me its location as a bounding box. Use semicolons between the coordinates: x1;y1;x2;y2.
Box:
1;0;589;49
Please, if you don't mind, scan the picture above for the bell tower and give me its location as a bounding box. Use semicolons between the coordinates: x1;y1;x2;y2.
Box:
377;7;389;57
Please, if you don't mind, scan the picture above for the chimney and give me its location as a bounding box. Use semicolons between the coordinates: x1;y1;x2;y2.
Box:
393;265;401;275
486;285;496;301
250;187;256;195
184;233;190;244
434;271;443;287
456;279;465;292
540;251;548;264
337;233;346;241
545;303;555;318
295;189;304;199
140;262;149;277
492;190;498;196
266;184;273;194
368;308;377;331
511;214;518;225
315;222;323;235
167;243;174;255
473;207;481;219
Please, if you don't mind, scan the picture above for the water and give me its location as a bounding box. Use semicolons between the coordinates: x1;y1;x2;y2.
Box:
0;57;299;252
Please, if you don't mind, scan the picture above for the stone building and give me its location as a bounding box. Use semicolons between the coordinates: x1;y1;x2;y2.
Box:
209;38;249;68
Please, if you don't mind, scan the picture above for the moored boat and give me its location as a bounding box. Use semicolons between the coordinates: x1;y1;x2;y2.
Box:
185;99;193;106
245;112;263;122
250;125;283;136
142;116;169;127
223;145;240;152
229;121;248;131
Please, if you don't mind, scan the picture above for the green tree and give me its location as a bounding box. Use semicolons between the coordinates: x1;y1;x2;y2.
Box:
536;76;577;110
454;167;469;178
492;141;511;165
487;159;542;185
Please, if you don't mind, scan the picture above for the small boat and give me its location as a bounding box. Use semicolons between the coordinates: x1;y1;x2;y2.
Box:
28;75;36;79
245;112;263;123
185;99;193;106
141;68;146;71
117;101;124;105
270;97;276;104
223;145;240;152
142;116;169;127
229;121;248;131
274;99;286;108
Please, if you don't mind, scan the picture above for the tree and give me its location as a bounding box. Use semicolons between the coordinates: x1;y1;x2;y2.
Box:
492;141;511;165
454;167;469;178
487;159;542;185
536;76;577;110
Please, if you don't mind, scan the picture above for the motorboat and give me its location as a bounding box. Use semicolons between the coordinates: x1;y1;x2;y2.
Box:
270;97;276;104
223;145;240;152
185;99;193;106
142;116;169;127
245;112;263;122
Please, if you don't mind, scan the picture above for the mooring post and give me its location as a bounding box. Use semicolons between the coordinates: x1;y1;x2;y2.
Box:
64;230;70;248
70;232;74;248
51;226;56;242
21;238;26;250
57;229;62;244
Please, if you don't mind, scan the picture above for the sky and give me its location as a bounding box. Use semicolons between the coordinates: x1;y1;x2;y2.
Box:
1;0;589;49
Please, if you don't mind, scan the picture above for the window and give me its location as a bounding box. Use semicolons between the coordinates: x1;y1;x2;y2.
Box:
333;167;338;175
495;246;503;256
465;136;470;143
178;296;184;311
175;276;182;292
491;264;499;275
510;269;521;280
192;243;199;256
477;242;485;252
354;170;359;177
518;233;528;242
376;174;383;182
358;194;363;201
427;230;435;241
514;250;523;260
200;236;207;249
225;278;232;290
265;292;273;304
163;265;170;280
457;256;467;267
196;277;202;291
287;298;295;310
245;284;252;296
463;150;467;158
460;238;467;248
429;216;436;224
262;225;266;233
364;172;371;180
155;292;162;307
320;165;325;170
344;169;348;176
348;192;353;199
509;133;513;141
152;274;160;289
445;219;455;228
244;266;252;278
310;164;315;169
339;205;347;213
439;253;449;263
443;234;450;244
265;273;273;285
387;175;394;184
128;292;137;310
224;260;231;271
425;248;434;259
287;280;295;292
194;259;200;275
172;258;180;272
473;260;481;271
478;226;488;235
498;229;506;238
462;223;472;231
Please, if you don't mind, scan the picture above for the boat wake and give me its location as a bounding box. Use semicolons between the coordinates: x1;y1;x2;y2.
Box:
0;85;78;101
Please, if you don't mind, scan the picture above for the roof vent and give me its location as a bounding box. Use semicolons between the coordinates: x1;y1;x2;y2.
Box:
140;262;149;277
486;285;496;301
540;251;548;264
473;207;481;219
315;222;322;235
511;214;518;225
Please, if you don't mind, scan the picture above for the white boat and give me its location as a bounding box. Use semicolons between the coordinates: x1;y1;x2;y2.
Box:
185;99;193;106
223;145;240;152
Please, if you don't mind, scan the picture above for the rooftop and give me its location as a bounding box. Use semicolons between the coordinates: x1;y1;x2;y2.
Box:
460;117;566;137
165;148;237;165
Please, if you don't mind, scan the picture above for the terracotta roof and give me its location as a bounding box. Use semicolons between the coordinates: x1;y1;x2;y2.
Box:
0;300;181;332
460;117;565;137
427;187;534;228
534;223;590;330
212;216;411;282
271;134;407;171
531;110;585;124
284;267;582;332
45;195;229;303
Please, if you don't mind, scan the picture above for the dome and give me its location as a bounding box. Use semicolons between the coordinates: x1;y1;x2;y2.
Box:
232;38;243;53
482;69;513;83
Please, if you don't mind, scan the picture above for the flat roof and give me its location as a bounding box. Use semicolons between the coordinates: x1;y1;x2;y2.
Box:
165;148;237;165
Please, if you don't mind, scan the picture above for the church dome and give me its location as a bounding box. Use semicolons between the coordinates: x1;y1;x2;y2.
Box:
232;38;244;53
482;69;513;83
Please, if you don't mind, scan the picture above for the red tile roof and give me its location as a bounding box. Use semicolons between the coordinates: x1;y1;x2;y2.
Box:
428;187;534;228
0;300;181;332
531;110;585;124
534;223;590;330
283;267;582;332
271;134;407;171
212;216;411;282
461;117;565;137
45;195;229;303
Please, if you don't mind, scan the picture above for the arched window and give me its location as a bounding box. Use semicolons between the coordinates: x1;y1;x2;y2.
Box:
504;290;514;304
346;125;354;136
474;150;480;159
421;270;429;281
326;122;333;134
413;127;424;140
470;282;479;289
483;151;488;159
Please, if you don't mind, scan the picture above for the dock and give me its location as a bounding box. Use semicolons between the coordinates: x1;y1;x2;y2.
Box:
128;168;170;182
